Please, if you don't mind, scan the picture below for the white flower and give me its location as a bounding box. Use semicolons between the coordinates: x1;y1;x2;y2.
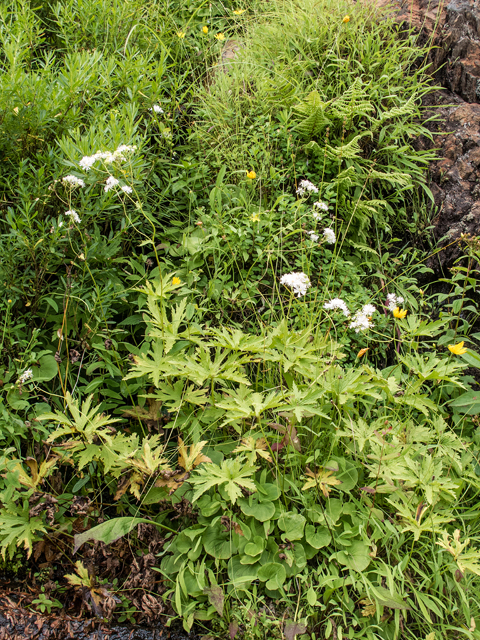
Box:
121;185;133;194
386;293;404;311
307;230;319;242
105;176;120;192
79;146;136;171
296;179;319;196
323;298;350;317
150;104;164;114
348;304;376;333
323;228;336;244
62;175;85;188
79;154;99;171
362;304;376;316
280;272;311;298
314;201;329;211
65;210;81;223
19;368;33;384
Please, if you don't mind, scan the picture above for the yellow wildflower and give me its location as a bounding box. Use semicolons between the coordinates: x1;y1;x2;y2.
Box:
7;299;12;304
202;25;208;34
172;276;182;286
233;9;246;14
246;170;256;179
393;307;407;319
215;33;225;41
177;31;186;38
448;341;467;355
357;348;369;358
251;213;260;222
343;15;350;23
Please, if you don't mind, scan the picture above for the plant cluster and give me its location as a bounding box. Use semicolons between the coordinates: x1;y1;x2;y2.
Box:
1;0;480;638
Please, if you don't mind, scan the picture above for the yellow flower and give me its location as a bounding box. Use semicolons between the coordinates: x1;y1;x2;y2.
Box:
233;9;246;14
246;170;256;179
448;341;467;355
202;25;208;34
215;33;225;41
172;276;182;286
357;348;369;358
7;299;12;304
343;15;350;23
177;31;186;38
393;307;407;319
251;213;260;222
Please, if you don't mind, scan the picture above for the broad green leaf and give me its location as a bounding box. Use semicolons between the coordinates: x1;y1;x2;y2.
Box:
190;458;257;505
336;540;371;572
228;555;260;587
257;562;286;590
449;391;480;415
202;523;237;559
238;498;275;522
73;517;175;553
369;585;410;610
278;513;306;542
305;524;331;549
31;355;58;382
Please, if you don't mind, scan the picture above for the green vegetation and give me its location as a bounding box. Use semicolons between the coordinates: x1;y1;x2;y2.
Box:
1;0;480;638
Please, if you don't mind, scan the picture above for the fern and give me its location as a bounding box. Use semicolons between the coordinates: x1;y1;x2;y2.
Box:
329;78;374;123
293;90;332;140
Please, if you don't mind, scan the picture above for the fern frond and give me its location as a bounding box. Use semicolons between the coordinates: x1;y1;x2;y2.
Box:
375;97;416;127
293;90;332;140
329;78;374;122
369;169;412;188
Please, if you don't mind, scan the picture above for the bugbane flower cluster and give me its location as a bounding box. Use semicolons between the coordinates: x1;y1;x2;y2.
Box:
79;145;137;171
323;298;350;317
349;304;376;333
386;293;404;311
280;272;311;298
296;179;319;196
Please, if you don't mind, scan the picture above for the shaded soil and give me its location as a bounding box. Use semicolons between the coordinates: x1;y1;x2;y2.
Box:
0;592;201;640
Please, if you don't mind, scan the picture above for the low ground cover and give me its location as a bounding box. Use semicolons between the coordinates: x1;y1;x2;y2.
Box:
1;0;480;638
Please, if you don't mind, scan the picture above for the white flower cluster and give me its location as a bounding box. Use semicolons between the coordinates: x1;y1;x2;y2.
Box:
349;304;376;333
105;176;120;192
65;209;81;223
121;185;133;194
18;368;33;384
79;145;137;171
313;201;328;221
307;230;319;242
150;104;164;114
296;179;319;196
386;293;404;311
323;228;336;244
62;175;85;188
280;272;311;298
323;298;350;317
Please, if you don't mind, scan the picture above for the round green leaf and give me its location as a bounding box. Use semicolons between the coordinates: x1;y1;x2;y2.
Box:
244;535;265;557
203;524;237;559
305;524;331;549
228;555;260;587
336;540;371;572
257;562;286;589
278;512;306;541
239;498;275;522
32;355;58;382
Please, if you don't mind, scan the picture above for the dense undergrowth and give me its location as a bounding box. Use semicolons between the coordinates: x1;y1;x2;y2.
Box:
1;0;480;638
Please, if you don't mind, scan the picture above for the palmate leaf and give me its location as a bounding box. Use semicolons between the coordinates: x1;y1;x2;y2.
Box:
0;504;47;559
302;467;342;497
40;392;121;444
190;458;257;504
168;346;251;387
233;437;272;464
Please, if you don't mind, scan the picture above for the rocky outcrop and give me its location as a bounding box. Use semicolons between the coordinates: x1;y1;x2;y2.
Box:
379;0;480;103
378;0;480;266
